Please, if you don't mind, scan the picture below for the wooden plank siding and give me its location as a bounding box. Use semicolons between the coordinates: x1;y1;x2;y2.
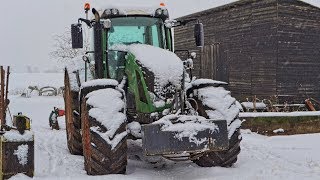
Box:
174;0;320;102
277;0;320;101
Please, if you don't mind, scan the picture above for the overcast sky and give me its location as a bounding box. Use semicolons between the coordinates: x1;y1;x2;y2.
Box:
0;0;319;71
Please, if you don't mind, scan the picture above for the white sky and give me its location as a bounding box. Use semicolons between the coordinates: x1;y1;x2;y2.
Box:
0;0;318;71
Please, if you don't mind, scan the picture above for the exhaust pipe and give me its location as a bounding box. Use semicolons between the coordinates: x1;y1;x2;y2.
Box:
92;8;100;22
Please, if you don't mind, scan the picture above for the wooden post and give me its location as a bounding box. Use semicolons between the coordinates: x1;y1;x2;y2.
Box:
253;95;257;112
0;66;4;126
3;66;10;125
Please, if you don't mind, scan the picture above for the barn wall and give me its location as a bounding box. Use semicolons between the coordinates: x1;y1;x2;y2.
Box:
250;0;278;100
175;0;320;102
277;0;320;101
175;0;278;101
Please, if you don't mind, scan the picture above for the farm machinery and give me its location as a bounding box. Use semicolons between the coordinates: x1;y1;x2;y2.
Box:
64;3;241;175
0;66;34;179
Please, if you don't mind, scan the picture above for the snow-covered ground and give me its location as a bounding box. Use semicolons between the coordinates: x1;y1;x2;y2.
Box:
6;95;320;180
5;73;320;179
8;73;64;95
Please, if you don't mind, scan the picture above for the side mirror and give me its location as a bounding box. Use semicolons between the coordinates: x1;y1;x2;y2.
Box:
194;23;204;47
71;23;83;49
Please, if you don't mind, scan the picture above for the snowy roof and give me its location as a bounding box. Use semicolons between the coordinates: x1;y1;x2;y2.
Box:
177;0;320;19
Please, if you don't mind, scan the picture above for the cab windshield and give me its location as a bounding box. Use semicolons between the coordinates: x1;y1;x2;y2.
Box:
107;17;166;49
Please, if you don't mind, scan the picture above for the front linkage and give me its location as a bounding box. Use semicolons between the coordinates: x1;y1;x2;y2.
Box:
141;54;233;160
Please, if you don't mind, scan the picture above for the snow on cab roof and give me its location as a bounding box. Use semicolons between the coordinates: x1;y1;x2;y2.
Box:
93;3;167;17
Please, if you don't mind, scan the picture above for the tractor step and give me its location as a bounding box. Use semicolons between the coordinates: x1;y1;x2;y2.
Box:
142;119;229;156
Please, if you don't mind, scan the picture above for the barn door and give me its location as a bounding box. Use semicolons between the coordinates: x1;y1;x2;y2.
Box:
200;43;227;81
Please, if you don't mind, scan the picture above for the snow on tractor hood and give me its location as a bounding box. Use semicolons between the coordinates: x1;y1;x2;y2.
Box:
112;44;184;88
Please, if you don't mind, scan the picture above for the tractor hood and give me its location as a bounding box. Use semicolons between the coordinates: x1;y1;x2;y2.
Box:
112;44;184;89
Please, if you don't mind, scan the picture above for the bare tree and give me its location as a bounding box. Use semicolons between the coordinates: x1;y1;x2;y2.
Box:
50;30;85;61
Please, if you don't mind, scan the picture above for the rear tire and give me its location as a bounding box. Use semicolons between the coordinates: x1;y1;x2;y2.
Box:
188;82;242;167
64;70;83;155
81;87;127;175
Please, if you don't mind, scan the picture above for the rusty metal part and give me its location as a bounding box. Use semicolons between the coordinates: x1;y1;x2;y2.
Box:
0;66;10;126
64;69;83;155
65;70;74;136
81;99;91;171
305;98;316;111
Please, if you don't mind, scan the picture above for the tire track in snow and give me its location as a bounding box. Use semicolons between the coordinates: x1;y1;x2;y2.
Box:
35;127;86;177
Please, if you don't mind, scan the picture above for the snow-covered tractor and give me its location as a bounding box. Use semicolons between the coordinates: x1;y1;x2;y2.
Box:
64;3;241;175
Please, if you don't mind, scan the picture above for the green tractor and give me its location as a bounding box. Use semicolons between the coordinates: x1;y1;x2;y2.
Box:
64;3;242;175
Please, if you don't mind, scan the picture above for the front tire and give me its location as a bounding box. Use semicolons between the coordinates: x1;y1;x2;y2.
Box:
81;87;127;175
188;81;242;167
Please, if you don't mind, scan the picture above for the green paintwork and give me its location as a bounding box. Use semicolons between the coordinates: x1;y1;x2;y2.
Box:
102;29;108;78
125;53;171;113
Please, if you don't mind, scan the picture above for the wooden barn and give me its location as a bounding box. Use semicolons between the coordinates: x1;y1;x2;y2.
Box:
174;0;320;103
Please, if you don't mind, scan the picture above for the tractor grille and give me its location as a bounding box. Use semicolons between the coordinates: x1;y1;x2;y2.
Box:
140;64;176;100
154;83;175;100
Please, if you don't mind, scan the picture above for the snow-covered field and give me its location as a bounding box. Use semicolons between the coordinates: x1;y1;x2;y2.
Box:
6;96;320;180
5;73;320;180
8;73;64;95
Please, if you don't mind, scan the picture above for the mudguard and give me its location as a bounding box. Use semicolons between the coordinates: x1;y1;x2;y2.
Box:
142;119;229;156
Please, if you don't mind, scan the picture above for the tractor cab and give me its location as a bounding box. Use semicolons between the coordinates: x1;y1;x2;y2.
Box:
71;4;204;81
106;16;170;81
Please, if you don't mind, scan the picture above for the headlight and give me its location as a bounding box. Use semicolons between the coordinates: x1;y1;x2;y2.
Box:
103;8;119;17
111;8;119;15
156;8;163;15
104;9;111;15
162;9;169;16
155;8;169;19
